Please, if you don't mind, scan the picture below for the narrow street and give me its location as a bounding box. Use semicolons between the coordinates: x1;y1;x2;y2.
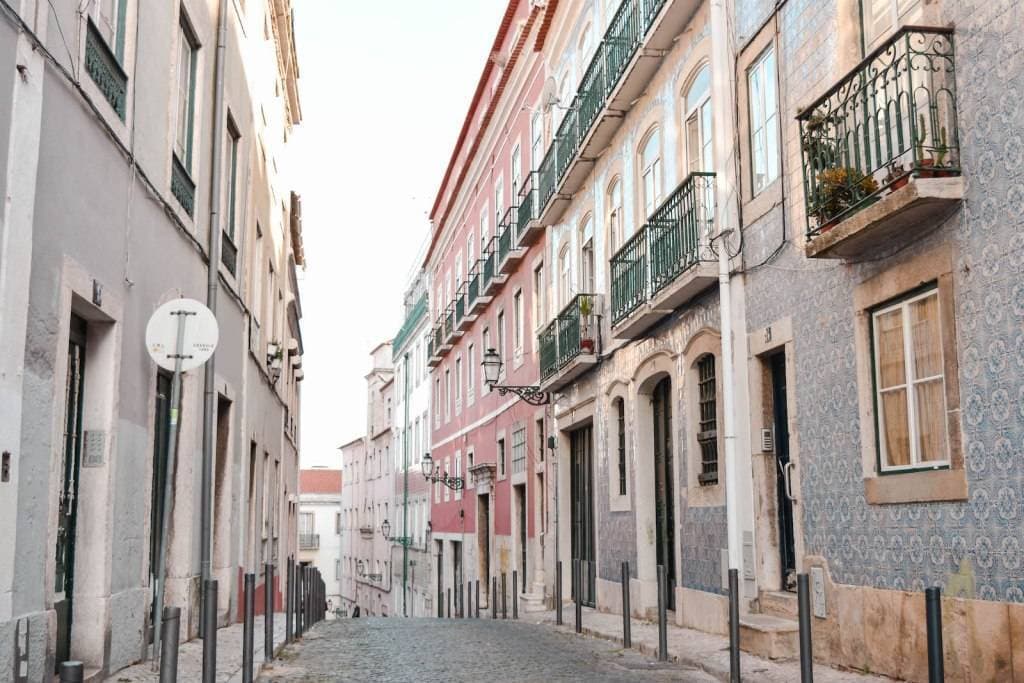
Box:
258;619;715;682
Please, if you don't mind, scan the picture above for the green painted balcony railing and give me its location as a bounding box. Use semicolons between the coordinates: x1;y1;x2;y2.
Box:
171;154;196;217
393;293;428;357
455;286;466;324
537;0;668;212
85;20;127;120
516;171;540;239
539;293;600;382
481;243;495;290
496;213;513;266
798;27;958;238
467;267;480;309
610;172;715;325
433;320;444;352
444;307;454;340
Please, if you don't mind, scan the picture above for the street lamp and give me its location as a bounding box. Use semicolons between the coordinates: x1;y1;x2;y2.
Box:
481;347;550;405
420;452;464;491
380;519;391;539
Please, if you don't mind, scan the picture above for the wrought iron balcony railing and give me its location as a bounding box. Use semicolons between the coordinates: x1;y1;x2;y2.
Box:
221;233;238;276
433;318;444;352
393;293;428;357
171;155;196;217
516;171;540;241
299;533;319;550
481;239;496;288
610;172;715;325
455;284;466;326
537;0;668;211
539;293;601;382
85;20;127;120
444;304;455;341
798;27;958;238
466;265;480;308
496;206;517;267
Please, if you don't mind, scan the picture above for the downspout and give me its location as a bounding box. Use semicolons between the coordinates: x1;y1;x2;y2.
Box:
402;351;410;617
201;0;229;595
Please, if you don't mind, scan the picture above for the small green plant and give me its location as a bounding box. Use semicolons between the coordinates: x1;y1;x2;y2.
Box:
814;167;880;225
578;295;592;317
932;126;949;166
914;114;928;163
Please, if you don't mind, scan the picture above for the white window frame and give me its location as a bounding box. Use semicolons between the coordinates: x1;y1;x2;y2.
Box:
684;65;713;174
639;127;662;219
748;45;779;195
607;177;623;252
865;0;922;49
871;287;949;472
533;262;545;327
513;289;524;356
511;144;522;195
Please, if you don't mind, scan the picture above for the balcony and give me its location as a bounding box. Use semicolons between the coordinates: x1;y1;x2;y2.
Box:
537;0;701;226
497;207;525;275
394;293;428;356
443;303;461;345
84;20;127;121
456;283;477;331
480;238;506;297
467;262;491;316
171;155;196;218
516;172;544;247
359;525;373;538
539;293;602;392
610;172;716;339
299;533;319;550
798;27;961;259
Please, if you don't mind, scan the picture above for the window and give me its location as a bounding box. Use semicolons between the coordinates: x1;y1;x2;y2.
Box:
511;426;526;474
615;398;627;495
536;417;545;462
444;369;451;422
481;327;491;392
579;216;595;293
513;290;524;353
684;65;713;173
697;355;719;485
467;344;475;394
640;127;662;218
511;144;522;194
871;287;948;471
479;207;490;252
533;263;546;325
607;177;623;252
93;0;128;61
498;438;507;477
494;177;504;228
558;245;572;308
497;312;506;371
175;17;199;172
455;357;463;406
864;0;921;48
577;23;594;83
434;377;441;427
444;457;451;501
222;118;241;275
454;454;462;499
467;237;475;273
531;112;544;169
335;512;342;534
748;46;779;195
335;559;341;580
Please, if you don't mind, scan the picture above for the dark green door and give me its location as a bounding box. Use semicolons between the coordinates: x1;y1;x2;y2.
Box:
55;315;86;670
570;425;596;607
652;377;676;610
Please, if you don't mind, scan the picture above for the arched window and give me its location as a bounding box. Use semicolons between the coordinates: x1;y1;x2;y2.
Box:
579;214;595;293
577;23;594;83
607;176;623;252
614;397;627;496
558;243;572;308
556;74;571;128
639;127;662;218
684;65;713;173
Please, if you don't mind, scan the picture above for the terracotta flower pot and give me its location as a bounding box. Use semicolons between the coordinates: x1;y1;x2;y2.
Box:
580;338;595;353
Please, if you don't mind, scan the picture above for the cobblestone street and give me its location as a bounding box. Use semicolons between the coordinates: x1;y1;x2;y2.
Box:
258;619;717;682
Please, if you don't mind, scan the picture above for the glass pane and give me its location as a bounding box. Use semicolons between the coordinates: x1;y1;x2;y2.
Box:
687;115;701;174
915;379;948;463
642;129;660;168
881;389;911;467
685;65;711;111
749;65;763;132
909;293;943;379
701;102;714;171
875;308;906;389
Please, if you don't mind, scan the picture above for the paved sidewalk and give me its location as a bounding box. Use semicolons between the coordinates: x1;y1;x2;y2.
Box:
106;613;290;682
522;606;896;683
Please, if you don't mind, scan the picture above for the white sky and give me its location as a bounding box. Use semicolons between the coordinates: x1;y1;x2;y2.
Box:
290;0;507;468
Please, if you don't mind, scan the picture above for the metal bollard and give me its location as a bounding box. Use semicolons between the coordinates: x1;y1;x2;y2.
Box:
285;561;293;643
202;580;217;683
466;582;471;619
512;571;518;620
460;583;465;618
58;661;84;683
296;564;304;635
265;563;274;662
728;568;740;682
502;573;508;619
243;574;255;683
556;561;563;625
574;559;582;634
475;580;480;618
447;588;451;619
926;587;944;683
798;573;814;682
159;607;180;683
305;568;312;628
621;562;631;649
657;564;668;662
492;577;498;619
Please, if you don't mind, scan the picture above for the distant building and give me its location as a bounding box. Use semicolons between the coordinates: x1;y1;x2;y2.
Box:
298;469;343;615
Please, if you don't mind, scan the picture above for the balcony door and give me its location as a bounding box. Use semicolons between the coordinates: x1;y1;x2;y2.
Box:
570;425;596;607
652;377;676;611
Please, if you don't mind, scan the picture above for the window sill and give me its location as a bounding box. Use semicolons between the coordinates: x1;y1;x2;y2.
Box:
864;468;967;505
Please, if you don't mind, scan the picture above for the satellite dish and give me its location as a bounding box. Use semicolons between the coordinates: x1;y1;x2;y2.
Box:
541;76;559;111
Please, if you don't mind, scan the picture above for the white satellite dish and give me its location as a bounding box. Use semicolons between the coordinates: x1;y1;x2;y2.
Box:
145;298;219;372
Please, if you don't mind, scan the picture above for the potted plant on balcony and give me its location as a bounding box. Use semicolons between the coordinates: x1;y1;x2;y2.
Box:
883;160;909;192
914;117;956;179
578;295;596;353
813;166;880;232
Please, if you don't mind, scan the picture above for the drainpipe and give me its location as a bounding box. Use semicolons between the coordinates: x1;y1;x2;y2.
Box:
402;351;410;616
201;0;229;610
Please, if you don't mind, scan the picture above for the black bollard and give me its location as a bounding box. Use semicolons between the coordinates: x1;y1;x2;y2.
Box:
243;574;255;683
797;573;814;682
296;564;304;635
512;571;518;620
159;607;180;683
502;573;508;619
556;561;563;625
285;561;293;643
447;588;451;619
926;587;944;683
461;582;466;618
202;580;217;683
728;568;740;682
574;559;582;634
657;564;668;662
58;661;83;683
475;580;480;618
621;562;631;649
264;563;274;662
467;582;472;619
492;577;498;620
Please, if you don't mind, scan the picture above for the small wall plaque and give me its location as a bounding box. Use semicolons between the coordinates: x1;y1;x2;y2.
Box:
811;566;827;618
83;430;105;467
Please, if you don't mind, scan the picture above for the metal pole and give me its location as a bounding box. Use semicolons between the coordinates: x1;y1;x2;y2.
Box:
264;563;274;662
306;568;312;627
295;564;303;635
556;561;563;625
574;559;581;634
621;562;631;649
447;588;451;619
437;552;443;619
285;560;293;642
460;582;465;618
728;568;741;682
159;607;180;683
926;586;944;683
202;580;217;683
242;574;254;683
475;580;480;618
58;661;83;683
657;564;668;662
402;353;411;618
502;573;508;619
152;310;189;664
512;571;518;620
797;573;813;683
492;577;498;619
